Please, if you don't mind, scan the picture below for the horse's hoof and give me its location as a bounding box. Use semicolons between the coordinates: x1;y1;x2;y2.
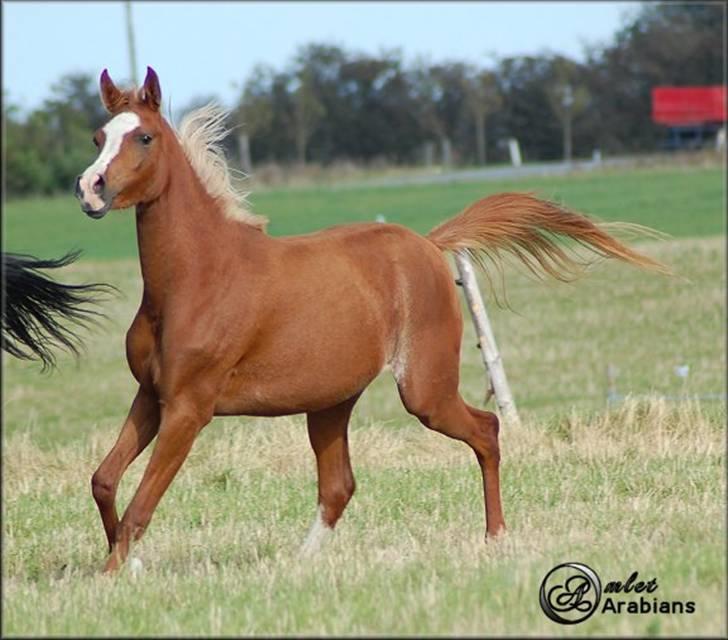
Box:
485;525;507;542
102;554;121;574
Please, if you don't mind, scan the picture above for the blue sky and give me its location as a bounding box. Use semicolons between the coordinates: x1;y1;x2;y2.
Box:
4;1;641;113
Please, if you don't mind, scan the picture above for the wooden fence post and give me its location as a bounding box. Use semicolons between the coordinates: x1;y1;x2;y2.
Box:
455;251;521;426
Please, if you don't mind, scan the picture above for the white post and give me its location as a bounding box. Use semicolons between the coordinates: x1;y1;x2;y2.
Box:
423;141;435;167
237;132;252;175
507;137;522;167
441;137;452;167
716;126;726;152
455;252;521;426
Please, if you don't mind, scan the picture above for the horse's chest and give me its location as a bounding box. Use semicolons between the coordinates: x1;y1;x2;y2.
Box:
125;312;162;389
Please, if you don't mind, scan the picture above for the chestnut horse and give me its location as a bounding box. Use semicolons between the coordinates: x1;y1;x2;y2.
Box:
76;67;666;573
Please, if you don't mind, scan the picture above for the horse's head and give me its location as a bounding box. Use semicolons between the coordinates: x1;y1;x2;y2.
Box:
75;67;171;218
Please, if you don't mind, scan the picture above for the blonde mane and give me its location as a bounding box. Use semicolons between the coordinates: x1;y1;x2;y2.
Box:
175;103;267;230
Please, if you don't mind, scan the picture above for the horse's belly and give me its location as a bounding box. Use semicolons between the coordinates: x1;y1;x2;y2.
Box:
212;248;399;416
213;347;386;417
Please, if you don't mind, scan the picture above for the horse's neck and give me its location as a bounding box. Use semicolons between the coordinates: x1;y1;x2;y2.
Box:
135;156;260;314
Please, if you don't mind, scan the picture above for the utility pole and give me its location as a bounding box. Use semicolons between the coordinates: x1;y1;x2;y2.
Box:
125;1;138;86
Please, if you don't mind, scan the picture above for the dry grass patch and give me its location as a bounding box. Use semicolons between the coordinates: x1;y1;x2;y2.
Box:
2;230;725;636
2;397;724;636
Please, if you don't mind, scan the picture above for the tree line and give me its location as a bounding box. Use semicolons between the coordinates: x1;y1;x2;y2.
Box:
4;3;723;197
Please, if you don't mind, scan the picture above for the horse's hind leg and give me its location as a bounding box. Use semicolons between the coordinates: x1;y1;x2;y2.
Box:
396;349;505;538
301;395;359;556
91;387;160;551
464;403;505;537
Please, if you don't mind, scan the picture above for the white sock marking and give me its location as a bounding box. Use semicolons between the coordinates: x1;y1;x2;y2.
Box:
129;556;144;577
300;505;332;557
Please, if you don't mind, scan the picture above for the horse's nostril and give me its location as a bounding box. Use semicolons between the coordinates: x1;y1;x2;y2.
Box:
92;175;105;195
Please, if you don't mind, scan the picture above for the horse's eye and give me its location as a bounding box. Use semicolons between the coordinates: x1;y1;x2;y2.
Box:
92;137;99;148
140;134;153;145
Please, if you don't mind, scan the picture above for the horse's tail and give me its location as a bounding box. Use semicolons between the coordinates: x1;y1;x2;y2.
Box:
426;192;671;289
2;250;115;369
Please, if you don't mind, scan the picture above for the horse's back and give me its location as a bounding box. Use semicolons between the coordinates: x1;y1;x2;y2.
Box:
275;222;457;318
274;220;463;364
277;221;451;282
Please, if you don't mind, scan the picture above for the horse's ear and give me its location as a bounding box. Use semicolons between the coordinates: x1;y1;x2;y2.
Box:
100;69;124;113
139;66;161;111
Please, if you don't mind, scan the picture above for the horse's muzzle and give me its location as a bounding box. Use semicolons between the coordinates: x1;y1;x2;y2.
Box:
83;204;111;219
75;176;111;219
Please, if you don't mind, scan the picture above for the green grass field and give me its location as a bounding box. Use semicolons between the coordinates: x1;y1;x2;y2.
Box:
4;164;725;259
2;164;726;636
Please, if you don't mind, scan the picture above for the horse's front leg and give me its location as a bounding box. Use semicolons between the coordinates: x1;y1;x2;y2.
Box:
103;397;212;573
92;387;160;551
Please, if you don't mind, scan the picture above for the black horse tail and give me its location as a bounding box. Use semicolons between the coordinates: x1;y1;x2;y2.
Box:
2;250;115;370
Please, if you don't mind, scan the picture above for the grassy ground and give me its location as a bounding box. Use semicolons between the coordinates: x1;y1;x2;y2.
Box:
2;164;726;636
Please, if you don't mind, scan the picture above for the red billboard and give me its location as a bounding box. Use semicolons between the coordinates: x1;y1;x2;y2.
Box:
651;86;726;126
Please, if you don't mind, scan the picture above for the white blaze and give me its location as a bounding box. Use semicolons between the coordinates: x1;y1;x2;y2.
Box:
79;112;140;209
